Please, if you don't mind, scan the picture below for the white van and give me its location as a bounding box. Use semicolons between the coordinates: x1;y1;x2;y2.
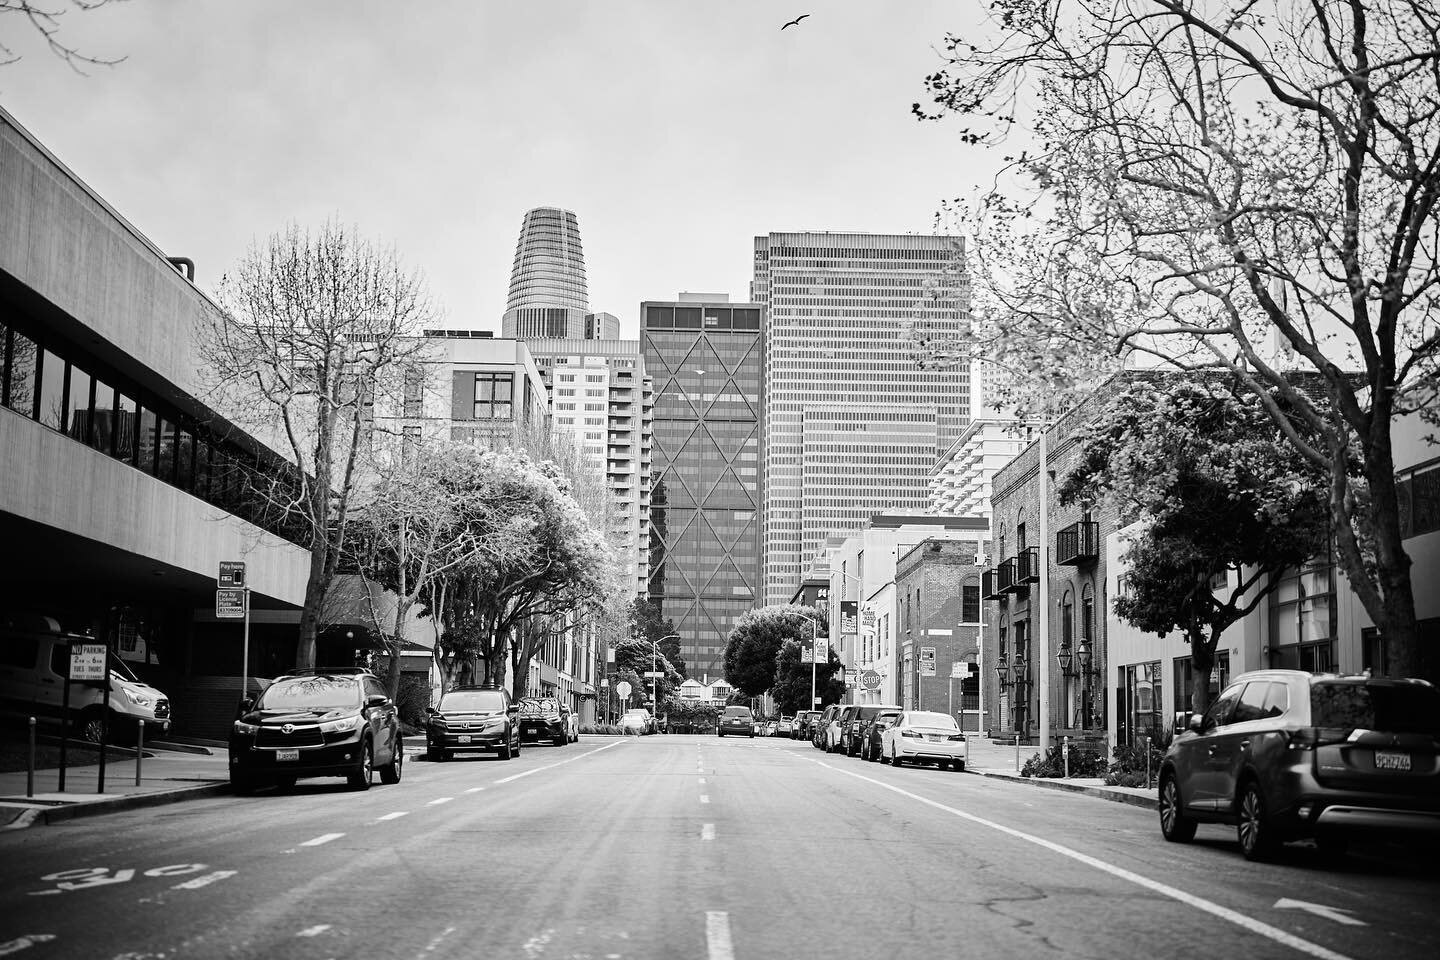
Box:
0;617;172;742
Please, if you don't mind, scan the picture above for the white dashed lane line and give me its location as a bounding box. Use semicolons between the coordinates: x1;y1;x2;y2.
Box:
706;911;735;960
426;797;454;806
296;926;332;938
699;795;710;804
465;787;485;793
375;812;408;821
701;823;716;841
298;833;344;847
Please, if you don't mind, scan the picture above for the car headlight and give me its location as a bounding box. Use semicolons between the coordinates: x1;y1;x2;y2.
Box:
233;721;260;735
319;716;361;734
123;688;154;708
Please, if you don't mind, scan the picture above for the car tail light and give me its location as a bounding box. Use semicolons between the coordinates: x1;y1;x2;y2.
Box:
947;734;966;742
901;730;921;738
1286;727;1351;750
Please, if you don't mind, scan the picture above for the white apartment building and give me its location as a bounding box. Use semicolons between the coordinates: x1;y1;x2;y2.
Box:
752;231;972;605
929;419;1032;517
526;339;654;597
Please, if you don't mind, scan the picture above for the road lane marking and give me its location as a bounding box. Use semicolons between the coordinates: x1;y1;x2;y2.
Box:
706;911;735;960
699;777;707;784
699;795;710;804
701;823;716;841
376;812;409;821
296;926;332;938
427;797;454;806
299;833;344;847
1275;899;1367;926
815;760;1356;960
0;935;55;956
172;870;237;890
465;787;485;793
494;740;627;784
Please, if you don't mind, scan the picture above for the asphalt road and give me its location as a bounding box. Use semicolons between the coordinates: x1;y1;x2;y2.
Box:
0;734;1435;960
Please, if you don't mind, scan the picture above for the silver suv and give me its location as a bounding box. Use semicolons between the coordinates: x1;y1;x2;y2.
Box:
1158;669;1440;860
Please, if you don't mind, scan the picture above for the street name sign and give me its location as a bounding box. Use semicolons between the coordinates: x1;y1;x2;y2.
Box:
216;588;246;619
643;671;664;678
69;644;107;681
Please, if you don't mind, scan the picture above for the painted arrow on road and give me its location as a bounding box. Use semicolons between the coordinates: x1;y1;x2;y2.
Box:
1274;898;1367;926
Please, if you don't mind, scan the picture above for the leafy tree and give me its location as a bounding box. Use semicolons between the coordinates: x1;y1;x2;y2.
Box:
628;598;684;679
915;0;1440;679
201;221;434;670
772;641;847;715
1059;378;1330;713
612;634;683;705
723;604;824;698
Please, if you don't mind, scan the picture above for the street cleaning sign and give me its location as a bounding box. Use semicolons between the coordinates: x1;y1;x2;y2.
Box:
69;644;107;681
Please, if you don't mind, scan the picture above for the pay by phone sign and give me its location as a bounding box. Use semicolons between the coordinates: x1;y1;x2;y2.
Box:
69;644;107;682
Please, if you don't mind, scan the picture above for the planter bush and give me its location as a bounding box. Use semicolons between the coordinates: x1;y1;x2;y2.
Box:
1020;741;1108;778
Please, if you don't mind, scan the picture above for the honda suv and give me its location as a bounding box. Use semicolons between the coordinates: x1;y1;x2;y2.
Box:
1158;669;1440;860
229;669;403;793
425;686;521;760
518;696;568;746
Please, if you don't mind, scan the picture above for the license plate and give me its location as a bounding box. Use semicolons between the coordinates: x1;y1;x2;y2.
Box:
925;734;942;742
458;735;471;744
276;749;299;762
1375;750;1412;771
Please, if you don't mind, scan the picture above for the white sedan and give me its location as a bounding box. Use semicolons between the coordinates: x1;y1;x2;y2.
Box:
880;711;967;770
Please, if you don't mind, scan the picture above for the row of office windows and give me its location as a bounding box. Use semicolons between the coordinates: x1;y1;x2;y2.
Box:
0;316;309;549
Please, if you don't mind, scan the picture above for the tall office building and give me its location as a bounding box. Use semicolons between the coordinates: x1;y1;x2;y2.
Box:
641;295;763;678
751;232;971;604
526;340;653;596
501;207;612;340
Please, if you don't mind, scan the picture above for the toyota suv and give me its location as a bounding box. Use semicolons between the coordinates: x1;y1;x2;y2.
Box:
1158;669;1440;860
229;669;403;793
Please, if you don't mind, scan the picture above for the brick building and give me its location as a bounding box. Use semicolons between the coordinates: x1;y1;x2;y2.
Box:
894;539;985;730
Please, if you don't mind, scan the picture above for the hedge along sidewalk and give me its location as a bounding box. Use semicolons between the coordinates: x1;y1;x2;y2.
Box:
964;736;1159;810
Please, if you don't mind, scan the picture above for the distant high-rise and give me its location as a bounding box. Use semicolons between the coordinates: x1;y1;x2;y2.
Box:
751;232;971;605
502;207;594;340
642;295;763;679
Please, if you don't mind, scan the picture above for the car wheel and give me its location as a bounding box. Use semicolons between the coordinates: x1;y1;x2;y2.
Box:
953;760;965;772
553;734;566;747
498;738;513;760
347;739;374;791
379;741;403;785
79;707;107;744
229;770;258;796
892;751;904;767
1237;780;1277;861
426;746;444;762
274;775;298;791
1159;774;1197;843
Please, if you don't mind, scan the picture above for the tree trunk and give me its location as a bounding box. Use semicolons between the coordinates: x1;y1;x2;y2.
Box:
294;542;329;670
1187;625;1215;719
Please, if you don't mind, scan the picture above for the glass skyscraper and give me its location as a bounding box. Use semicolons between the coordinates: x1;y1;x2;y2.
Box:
751;232;971;605
641;295;763;679
501;207;600;340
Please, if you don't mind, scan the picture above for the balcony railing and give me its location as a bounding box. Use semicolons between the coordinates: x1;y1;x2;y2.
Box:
1014;546;1040;585
1056;521;1099;566
995;558;1016;594
981;569;1001;601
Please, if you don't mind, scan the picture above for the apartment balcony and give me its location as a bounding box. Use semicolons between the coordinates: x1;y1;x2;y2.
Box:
995;558;1016;595
981;569;1002;601
1014;546;1041;586
1056;521;1099;566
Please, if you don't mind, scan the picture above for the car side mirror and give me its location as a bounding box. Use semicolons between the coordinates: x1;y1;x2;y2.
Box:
235;698;253;718
425;706;438;715
1188;713;1204;733
366;694;389;708
507;704;520;715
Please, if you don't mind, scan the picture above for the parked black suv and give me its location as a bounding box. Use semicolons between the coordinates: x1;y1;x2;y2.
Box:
840;703;903;757
229;669;403;794
425;686;522;761
1158;669;1440;860
518;697;569;746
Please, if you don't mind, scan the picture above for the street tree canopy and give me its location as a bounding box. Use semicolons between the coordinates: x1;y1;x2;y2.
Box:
723;604;824;698
1058;378;1330;712
772;640;846;715
915;0;1440;680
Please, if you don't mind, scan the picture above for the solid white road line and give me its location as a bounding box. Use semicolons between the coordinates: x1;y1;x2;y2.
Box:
299;833;344;847
706;911;735;960
494;740;627;784
295;926;332;938
0;935;55;956
427;797;454;805
815;760;1356;960
701;823;716;841
375;812;408;821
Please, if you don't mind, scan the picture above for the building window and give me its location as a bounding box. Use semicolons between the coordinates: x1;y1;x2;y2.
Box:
474;372;513;419
1081;585;1095;642
1173;652;1230;716
961;580;980;624
403;367;423;418
1061;589;1074;645
1119;660;1163;748
1268;558;1336;672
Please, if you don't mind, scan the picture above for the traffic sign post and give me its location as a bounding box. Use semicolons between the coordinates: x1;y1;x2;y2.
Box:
218;562;251;710
59;643;104;792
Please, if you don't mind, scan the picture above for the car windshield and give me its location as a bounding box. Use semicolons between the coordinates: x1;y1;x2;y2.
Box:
907;712;959;730
624;709;649;717
520;698;558;714
723;707;752;718
438;689;508;713
255;676;360;712
1310;681;1440;734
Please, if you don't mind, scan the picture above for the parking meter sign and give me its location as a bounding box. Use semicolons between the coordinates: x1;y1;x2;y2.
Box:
216;588;246;619
218;561;246;588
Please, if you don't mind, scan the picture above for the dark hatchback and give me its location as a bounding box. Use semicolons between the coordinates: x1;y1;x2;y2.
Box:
425;686;521;760
1159;669;1440;860
518;697;569;746
229;669;403;793
718;705;755;738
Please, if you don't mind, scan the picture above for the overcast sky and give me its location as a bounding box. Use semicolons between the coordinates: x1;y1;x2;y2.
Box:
1;0;994;339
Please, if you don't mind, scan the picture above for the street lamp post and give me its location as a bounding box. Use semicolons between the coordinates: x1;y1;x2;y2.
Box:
654;634;679;730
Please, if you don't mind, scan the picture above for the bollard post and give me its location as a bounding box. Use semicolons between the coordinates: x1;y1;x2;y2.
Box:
1145;735;1152;788
27;717;36;798
1014;732;1020;772
136;720;144;787
1063;735;1070;779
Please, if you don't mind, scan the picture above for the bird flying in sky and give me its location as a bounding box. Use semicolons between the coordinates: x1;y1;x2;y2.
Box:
781;14;811;30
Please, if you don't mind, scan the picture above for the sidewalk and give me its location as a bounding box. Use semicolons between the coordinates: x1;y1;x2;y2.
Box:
964;737;1159;810
0;742;231;830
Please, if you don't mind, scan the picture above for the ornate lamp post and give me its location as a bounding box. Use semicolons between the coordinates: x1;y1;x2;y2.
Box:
1076;639;1094;729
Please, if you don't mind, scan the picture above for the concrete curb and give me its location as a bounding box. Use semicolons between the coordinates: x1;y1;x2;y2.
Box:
1;782;232;829
969;769;1159;810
